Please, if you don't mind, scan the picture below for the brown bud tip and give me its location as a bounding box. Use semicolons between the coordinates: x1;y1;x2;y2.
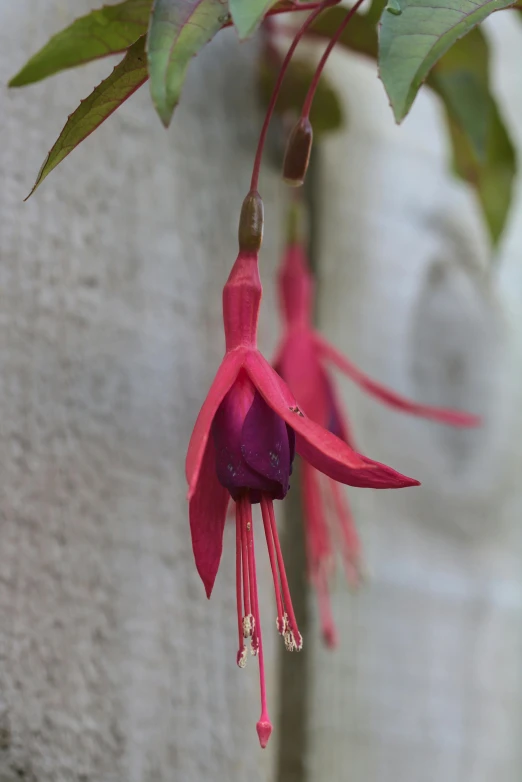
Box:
238;190;264;253
283;117;313;187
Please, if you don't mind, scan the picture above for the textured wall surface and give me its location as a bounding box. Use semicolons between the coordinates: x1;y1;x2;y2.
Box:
307;12;522;782
0;2;283;780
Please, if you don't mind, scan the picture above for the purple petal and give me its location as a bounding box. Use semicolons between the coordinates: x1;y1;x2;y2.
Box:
241;391;293;499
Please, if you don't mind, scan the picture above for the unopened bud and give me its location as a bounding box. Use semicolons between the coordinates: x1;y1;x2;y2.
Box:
283;117;313;187
238;190;264;252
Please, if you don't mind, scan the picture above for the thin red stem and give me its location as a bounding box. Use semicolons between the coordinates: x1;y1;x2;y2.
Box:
235;504;245;659
250;0;340;192
301;0;366;119
241;503;251;619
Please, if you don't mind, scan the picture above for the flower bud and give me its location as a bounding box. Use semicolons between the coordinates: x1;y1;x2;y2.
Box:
283;117;313;187
238;190;264;253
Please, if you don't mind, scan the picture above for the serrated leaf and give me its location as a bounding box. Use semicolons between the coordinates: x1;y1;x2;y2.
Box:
257;56;343;135
378;0;516;123
312;2;515;241
147;0;227;127
27;37;148;198
9;0;152;87
229;0;278;38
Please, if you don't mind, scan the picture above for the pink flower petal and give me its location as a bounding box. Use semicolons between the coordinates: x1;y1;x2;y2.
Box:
186;349;245;497
189;436;230;599
316;335;481;428
296;434;420;488
246;351;419;489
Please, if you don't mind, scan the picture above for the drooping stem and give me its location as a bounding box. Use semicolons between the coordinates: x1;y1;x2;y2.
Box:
250;0;340;192
301;0;366;119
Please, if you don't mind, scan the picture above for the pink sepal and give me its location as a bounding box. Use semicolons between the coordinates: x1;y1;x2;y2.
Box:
316;335;481;428
186;349;245;498
246;351;419;490
189;436;230;598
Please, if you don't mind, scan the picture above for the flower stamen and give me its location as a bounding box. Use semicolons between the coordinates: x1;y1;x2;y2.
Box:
238;495;272;748
330;478;362;588
260;495;286;636
235;504;246;667
261;495;303;652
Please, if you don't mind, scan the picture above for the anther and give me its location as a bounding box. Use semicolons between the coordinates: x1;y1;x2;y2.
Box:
276;613;289;636
237;646;248;668
284;631;296;652
243;613;255;638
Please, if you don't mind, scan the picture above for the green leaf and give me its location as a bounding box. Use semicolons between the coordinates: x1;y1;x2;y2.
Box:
441;65;515;241
147;0;227;127
27;37;148;198
378;0;516;123
229;0;277;38
313;3;515;241
428;30;489;163
425;29;514;241
257;56;343;135
9;0;152;87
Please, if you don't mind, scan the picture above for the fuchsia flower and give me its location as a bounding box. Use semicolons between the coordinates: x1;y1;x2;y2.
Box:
186;192;420;748
274;220;480;647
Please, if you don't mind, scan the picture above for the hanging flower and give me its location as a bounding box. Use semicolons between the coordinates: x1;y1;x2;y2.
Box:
274;205;480;647
186;191;419;747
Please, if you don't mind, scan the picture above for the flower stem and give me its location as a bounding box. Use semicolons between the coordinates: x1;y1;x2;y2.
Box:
301;0;366;119
250;0;340;192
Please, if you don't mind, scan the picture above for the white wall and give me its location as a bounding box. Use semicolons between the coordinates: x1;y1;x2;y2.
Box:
0;2;283;780
307;11;522;782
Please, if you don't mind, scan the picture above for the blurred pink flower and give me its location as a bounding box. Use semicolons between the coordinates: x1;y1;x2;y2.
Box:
274;236;480;648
